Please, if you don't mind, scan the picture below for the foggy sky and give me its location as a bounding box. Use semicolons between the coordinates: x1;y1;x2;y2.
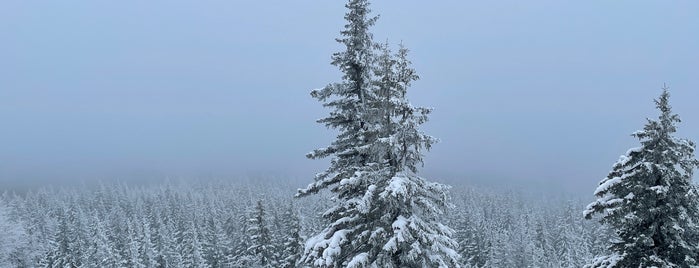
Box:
1;1;698;193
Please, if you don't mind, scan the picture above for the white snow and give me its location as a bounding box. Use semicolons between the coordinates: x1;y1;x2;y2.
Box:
594;177;621;196
650;185;669;195
347;253;369;268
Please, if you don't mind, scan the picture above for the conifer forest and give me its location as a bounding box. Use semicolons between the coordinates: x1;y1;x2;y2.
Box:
2;0;698;267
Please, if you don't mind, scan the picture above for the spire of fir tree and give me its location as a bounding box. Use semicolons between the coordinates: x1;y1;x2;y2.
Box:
297;0;380;197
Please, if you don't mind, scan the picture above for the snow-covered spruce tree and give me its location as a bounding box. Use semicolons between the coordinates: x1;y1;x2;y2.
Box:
369;43;460;267
202;215;228;268
176;217;204;268
42;206;83;268
82;215;121;268
231;203;254;266
296;1;459;266
279;205;303;268
583;87;699;267
246;200;274;267
295;0;381;266
298;0;380;199
136;216;157;268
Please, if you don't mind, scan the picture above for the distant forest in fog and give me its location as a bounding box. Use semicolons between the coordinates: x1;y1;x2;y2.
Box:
0;180;606;267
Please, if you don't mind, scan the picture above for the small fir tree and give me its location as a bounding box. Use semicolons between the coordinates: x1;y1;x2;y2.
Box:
247;200;274;267
279;205;303;268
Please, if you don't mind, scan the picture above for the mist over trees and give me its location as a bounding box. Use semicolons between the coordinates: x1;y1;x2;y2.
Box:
1;0;698;268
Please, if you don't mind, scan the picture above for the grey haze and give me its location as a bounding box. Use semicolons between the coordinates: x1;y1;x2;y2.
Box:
1;1;698;193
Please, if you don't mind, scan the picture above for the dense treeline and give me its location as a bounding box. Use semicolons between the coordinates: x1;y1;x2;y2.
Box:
448;186;610;268
0;181;607;267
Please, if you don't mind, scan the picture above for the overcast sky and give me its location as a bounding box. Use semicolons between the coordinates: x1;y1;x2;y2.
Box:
1;1;698;193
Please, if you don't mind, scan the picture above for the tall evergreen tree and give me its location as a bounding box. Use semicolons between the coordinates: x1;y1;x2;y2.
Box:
369;43;460;267
584;87;699;267
296;0;382;266
297;1;459;266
